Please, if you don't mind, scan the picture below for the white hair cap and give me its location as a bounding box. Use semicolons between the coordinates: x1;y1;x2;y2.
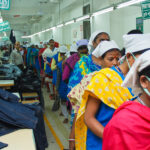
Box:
123;33;150;54
88;30;108;51
122;50;150;96
92;40;120;58
70;44;77;52
59;45;68;53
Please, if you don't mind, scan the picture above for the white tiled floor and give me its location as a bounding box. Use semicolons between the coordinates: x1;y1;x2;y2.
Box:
43;87;70;150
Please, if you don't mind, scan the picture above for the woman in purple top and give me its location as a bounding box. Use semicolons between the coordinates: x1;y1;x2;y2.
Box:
62;40;88;84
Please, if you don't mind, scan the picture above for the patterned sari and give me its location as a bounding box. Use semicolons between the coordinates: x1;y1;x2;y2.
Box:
75;67;133;150
67;55;101;125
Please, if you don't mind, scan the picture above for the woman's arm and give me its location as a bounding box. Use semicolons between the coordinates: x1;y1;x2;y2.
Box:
84;95;104;138
69;113;77;150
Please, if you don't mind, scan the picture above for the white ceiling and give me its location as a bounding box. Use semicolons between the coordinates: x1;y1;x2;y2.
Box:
1;0;61;32
0;0;133;34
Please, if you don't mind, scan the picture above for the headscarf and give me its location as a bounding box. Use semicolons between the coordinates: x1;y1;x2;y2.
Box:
70;44;77;52
119;33;150;62
92;40;120;58
122;50;150;96
59;45;68;53
88;30;107;53
76;39;88;49
123;33;150;54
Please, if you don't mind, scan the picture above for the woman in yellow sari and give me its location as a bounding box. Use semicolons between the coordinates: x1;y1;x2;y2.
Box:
68;40;121;150
75;33;150;150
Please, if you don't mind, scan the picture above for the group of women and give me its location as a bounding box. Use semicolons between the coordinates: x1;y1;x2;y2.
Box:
25;29;150;150
65;30;150;150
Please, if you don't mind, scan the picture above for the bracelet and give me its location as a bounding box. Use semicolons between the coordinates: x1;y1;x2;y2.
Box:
68;139;75;141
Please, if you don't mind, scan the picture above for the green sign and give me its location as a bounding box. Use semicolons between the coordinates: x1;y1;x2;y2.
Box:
0;0;10;10
141;0;150;20
0;21;11;32
136;17;143;32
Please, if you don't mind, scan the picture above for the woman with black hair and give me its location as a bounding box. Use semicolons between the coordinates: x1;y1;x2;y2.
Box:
103;50;150;150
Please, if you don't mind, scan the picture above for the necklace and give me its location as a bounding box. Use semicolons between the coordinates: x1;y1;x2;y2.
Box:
137;97;147;106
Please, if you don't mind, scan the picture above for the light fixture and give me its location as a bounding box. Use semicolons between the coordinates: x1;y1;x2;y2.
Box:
117;0;145;9
0;17;3;23
65;20;74;25
50;26;56;30
57;24;64;28
92;7;114;17
45;28;51;32
76;15;90;22
21;36;31;38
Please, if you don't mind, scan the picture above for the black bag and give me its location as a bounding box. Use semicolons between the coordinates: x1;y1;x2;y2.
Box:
52;98;60;111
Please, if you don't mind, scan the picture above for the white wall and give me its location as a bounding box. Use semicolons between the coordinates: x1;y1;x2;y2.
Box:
30;0;150;48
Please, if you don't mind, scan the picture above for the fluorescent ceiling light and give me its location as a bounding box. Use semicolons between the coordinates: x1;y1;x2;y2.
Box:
41;30;46;33
76;15;90;22
65;20;74;25
92;7;114;17
117;0;145;9
57;24;64;28
45;28;51;32
50;26;56;30
21;36;31;38
0;17;3;23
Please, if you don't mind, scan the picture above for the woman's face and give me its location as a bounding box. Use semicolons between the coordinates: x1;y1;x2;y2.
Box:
78;48;88;57
101;49;121;68
93;33;110;49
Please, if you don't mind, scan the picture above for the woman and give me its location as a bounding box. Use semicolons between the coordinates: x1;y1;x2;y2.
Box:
76;33;150;150
62;40;88;84
103;50;150;150
68;40;121;150
68;31;110;129
68;31;110;90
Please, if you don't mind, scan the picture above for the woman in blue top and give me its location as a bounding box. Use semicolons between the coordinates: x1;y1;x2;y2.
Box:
76;33;150;150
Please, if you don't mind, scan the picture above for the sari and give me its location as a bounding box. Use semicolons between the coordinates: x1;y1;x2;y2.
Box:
68;55;101;90
75;67;133;150
57;61;68;100
62;53;80;83
103;101;150;150
68;72;96;113
67;54;101;125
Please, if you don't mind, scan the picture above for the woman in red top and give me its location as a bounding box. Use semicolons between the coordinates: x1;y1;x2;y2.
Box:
103;50;150;150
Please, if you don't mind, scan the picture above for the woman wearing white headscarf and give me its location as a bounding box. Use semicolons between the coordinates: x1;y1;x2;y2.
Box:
67;31;110;132
76;33;150;150
103;50;150;150
68;40;121;150
68;31;110;94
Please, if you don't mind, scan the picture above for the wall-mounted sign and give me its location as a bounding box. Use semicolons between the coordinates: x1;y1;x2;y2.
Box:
0;21;11;32
141;0;150;20
136;17;143;32
0;0;10;10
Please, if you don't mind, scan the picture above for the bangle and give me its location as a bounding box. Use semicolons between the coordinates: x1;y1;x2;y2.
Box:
68;139;75;141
